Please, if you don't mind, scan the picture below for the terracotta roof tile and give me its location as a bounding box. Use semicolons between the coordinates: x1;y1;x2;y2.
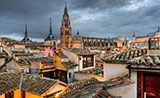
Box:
102;49;147;64
78;66;103;75
64;48;95;55
0;72;58;96
62;62;78;69
128;55;160;66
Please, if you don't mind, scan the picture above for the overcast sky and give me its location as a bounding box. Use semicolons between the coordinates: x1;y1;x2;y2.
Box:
0;0;160;41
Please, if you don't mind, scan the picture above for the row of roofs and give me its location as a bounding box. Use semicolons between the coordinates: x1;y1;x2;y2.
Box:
102;48;160;68
102;49;147;64
60;74;132;98
16;57;53;65
77;66;103;75
0;72;66;97
64;48;95;55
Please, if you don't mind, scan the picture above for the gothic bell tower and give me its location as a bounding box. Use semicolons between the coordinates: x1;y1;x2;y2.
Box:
60;3;72;48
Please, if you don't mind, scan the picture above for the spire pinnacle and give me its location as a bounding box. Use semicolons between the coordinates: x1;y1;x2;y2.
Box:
77;30;79;35
133;31;135;37
157;26;160;32
64;2;68;14
49;18;52;34
25;23;28;38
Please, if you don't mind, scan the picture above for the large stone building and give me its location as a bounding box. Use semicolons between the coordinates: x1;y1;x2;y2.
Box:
132;27;160;48
60;5;129;51
60;4;72;49
71;31;129;51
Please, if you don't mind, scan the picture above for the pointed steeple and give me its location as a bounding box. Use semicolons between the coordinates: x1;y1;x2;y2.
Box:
133;31;135;37
25;23;28;38
44;18;54;41
22;23;31;42
64;2;68;15
49;18;53;35
77;30;79;35
157;26;160;32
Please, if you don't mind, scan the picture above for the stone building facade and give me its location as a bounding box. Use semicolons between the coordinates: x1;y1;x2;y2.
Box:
71;31;129;51
132;27;160;48
60;4;129;51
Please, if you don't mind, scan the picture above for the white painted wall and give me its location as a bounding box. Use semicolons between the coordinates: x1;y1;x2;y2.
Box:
108;71;137;98
130;71;137;98
108;83;136;98
63;49;96;72
63;49;79;64
67;68;74;83
79;55;96;71
104;63;128;80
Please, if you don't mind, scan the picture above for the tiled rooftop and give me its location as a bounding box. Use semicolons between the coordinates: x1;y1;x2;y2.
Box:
60;78;104;98
128;55;160;66
103;75;131;89
62;62;78;69
56;53;68;58
0;72;59;96
0;72;20;95
78;66;103;75
16;57;53;66
60;77;121;98
22;74;57;95
64;48;95;55
102;49;147;64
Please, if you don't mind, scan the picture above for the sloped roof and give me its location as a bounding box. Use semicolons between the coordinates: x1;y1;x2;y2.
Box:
60;78;119;98
0;72;20;95
0;72;60;96
17;57;53;66
22;74;57;95
62;62;78;69
128;55;160;66
64;48;95;55
77;66;103;75
56;53;68;58
102;49;147;64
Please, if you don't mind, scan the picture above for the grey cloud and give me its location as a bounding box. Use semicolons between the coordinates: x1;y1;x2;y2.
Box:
0;0;159;41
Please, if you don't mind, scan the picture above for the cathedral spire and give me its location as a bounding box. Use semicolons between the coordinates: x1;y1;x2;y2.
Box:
44;18;54;41
49;18;53;35
64;2;68;15
157;26;160;32
25;23;28;38
22;23;31;42
133;31;135;37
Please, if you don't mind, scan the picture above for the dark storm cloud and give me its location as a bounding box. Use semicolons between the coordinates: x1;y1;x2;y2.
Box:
0;0;160;41
70;0;131;10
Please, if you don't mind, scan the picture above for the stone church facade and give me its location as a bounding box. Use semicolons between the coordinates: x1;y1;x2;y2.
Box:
71;32;129;51
60;4;129;51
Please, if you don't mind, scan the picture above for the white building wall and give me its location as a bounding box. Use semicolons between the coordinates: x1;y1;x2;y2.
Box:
108;83;136;98
67;68;74;83
63;49;80;72
104;63;128;80
108;71;137;98
130;71;137;98
63;49;79;64
63;49;96;72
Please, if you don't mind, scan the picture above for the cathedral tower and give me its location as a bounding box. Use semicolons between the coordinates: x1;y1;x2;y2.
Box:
60;3;72;48
22;23;31;42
